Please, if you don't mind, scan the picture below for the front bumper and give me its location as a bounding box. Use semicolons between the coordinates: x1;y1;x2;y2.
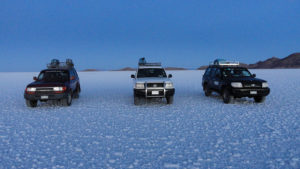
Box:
24;92;68;101
231;88;270;97
134;88;175;98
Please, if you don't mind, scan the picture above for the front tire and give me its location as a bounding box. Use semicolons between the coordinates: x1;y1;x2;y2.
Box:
222;89;234;104
26;100;37;107
166;96;174;104
204;85;212;96
254;96;266;103
134;95;142;105
62;92;72;106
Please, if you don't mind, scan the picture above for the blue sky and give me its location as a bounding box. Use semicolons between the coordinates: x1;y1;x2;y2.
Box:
0;0;300;71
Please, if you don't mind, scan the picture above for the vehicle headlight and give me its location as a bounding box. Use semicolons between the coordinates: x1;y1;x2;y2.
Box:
262;82;268;88
135;83;145;89
53;87;64;91
26;87;36;92
231;82;243;88
165;82;173;88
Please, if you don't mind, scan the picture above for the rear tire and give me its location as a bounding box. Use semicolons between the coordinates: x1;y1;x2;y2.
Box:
166;96;174;104
26;100;37;107
222;89;234;104
204;85;212;96
254;96;266;103
62;92;72;106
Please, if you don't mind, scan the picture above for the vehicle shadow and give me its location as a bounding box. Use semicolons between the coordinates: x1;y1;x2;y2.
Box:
201;92;258;104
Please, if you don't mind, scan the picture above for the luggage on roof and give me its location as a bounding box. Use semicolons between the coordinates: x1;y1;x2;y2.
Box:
138;57;161;66
47;59;74;69
210;59;239;66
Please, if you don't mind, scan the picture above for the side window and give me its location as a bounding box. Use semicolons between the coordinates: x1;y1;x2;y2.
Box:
38;72;44;80
210;68;216;77
73;69;79;78
215;69;221;77
69;70;74;78
204;68;211;76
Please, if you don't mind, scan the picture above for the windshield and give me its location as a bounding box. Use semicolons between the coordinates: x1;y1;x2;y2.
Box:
38;71;69;82
222;68;252;77
137;68;167;78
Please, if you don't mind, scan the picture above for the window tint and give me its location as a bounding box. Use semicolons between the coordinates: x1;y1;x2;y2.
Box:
137;68;167;78
73;69;78;77
204;68;211;76
210;68;216;77
215;69;221;77
38;71;69;82
38;72;44;80
70;69;75;77
222;68;252;77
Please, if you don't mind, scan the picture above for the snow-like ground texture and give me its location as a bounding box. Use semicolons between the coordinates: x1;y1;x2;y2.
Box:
1;70;300;168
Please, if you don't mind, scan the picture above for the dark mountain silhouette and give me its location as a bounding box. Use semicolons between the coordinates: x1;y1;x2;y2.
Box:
248;53;300;68
198;53;300;69
165;67;187;70
115;67;136;71
82;69;101;72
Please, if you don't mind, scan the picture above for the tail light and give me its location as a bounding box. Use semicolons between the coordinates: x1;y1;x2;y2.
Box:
53;86;67;93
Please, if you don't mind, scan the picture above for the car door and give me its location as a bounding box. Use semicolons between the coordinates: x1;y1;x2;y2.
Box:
203;68;211;86
213;68;222;91
208;68;216;89
211;68;221;90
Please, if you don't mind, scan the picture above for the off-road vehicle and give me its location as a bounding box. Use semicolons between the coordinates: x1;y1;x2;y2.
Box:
24;59;81;107
202;59;270;103
131;58;175;105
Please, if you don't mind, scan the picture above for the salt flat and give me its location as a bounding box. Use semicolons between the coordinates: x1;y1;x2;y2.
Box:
0;70;299;168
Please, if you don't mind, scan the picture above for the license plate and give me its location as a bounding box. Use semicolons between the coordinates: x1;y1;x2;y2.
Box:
152;91;159;95
250;91;257;95
41;96;49;99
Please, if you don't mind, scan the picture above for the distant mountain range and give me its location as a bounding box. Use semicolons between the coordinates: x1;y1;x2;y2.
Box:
82;69;101;72
82;67;187;71
247;53;300;69
198;53;300;70
82;53;300;71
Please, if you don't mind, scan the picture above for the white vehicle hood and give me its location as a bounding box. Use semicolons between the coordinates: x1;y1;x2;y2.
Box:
135;77;172;83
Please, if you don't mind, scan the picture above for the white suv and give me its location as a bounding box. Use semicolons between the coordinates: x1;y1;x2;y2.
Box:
131;58;175;105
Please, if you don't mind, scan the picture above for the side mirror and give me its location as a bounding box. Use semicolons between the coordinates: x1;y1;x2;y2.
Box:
131;74;135;78
252;74;256;78
70;76;75;80
168;74;172;78
33;76;38;81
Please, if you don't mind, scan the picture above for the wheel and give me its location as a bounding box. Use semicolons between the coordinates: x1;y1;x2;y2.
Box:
203;84;212;96
166;96;174;104
254;96;266;103
61;92;72;106
26;100;37;107
73;85;80;99
222;89;234;104
134;95;142;105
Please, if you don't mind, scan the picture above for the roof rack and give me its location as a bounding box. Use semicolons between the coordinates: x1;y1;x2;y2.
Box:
138;57;161;67
210;59;239;66
47;59;74;69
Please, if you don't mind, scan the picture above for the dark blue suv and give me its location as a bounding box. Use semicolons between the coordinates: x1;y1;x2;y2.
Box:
202;59;270;103
24;59;81;107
